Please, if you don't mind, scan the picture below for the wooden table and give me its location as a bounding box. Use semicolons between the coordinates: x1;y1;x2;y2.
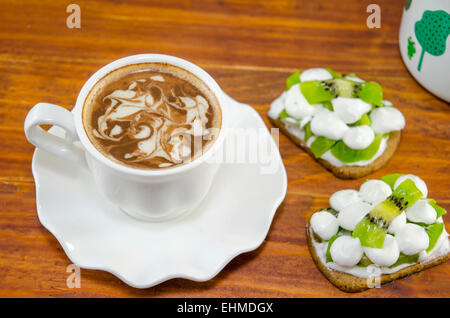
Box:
0;0;448;298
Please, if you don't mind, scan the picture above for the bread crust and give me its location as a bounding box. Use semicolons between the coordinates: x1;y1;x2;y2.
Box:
268;117;401;179
306;221;450;293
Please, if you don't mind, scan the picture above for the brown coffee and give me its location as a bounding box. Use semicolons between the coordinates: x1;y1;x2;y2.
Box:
82;63;222;170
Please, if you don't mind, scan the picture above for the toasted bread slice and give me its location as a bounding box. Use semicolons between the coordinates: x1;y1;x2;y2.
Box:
269;117;401;179
306;221;450;293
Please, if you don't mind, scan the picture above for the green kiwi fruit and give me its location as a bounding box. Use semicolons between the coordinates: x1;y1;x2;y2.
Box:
357;254;374;267
389;253;419;268
330;78;357;98
300;78;363;103
285;69;384;105
326;68;343;79
353;179;423;248
304;122;313;142
279;109;290;119
286;71;301;90
358;82;383;107
380;173;404;189
350;113;371;126
330;134;383;163
425;222;445;252
427;199;447;218
300;81;333;104
326;234;340;263
321;101;334;111
310;136;336;158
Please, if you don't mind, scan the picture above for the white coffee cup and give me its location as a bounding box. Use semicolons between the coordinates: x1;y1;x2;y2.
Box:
399;0;450;102
24;54;229;222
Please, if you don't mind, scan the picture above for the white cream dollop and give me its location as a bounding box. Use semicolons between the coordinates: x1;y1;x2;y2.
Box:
406;199;437;224
342;125;375;150
359;179;392;205
337;201;373;231
363;234;400;267
329;189;361;211
388;212;407;234
396;223;429;255
310;110;348;140
330;236;363;267
310;211;339;240
285;84;316;119
419;224;449;262
300;68;333;82
332;97;372;124
370;107;405;134
345;75;365;83
394;174;428;198
282;120;305;140
268;92;286;119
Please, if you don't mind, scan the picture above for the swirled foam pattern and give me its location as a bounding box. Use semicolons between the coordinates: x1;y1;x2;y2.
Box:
83;63;221;169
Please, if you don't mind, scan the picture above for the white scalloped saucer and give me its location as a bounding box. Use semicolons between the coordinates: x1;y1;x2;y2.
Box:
31;93;287;288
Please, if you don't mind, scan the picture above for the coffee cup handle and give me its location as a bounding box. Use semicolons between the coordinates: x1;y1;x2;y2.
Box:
24;103;86;166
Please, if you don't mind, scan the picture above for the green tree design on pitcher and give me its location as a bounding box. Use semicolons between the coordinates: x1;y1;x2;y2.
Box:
414;10;450;71
405;0;412;11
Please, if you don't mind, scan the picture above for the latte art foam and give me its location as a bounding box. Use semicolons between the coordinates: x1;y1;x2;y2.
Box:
83;63;221;169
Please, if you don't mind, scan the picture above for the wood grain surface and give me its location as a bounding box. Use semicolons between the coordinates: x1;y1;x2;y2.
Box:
0;0;449;297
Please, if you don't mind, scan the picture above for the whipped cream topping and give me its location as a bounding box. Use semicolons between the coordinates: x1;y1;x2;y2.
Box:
363;234;400;267
406;199;437;224
310;175;449;278
370;107;405;134
359;179;392;205
299;68;333;82
343;125;375;150
310;109;348;140
269;68;406;167
332;97;372;124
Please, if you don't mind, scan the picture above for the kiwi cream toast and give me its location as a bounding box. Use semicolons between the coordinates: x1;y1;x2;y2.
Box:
268;68;405;179
307;174;449;292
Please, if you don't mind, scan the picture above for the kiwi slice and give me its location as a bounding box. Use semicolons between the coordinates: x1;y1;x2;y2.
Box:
330;134;382;163
425;222;444;252
359;82;383;107
279;109;290;119
321;101;334;111
380;173;404;189
304;122;313;142
353;179;423;248
297;74;384;107
350;113;371;126
390;178;423;205
352;218;387;248
286;71;301;91
427;199;447;218
310;137;336;158
325;234;340;263
324;78;383;104
326;68;342;79
389;253;419;268
357;254;374;267
325;228;352;263
331;78;357;98
300;81;333;104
